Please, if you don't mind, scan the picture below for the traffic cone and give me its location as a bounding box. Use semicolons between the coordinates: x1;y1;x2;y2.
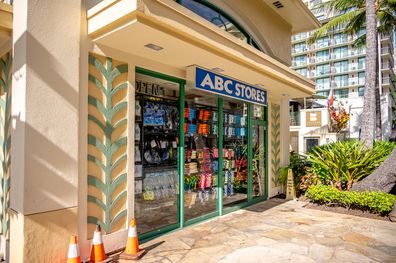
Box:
67;235;81;263
119;219;145;260
90;225;110;263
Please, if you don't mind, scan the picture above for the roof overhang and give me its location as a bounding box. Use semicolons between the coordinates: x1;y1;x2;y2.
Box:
262;0;320;34
0;2;12;55
88;0;315;101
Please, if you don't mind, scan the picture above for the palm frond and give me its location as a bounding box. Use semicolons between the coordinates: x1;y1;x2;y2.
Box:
308;9;364;44
312;0;364;13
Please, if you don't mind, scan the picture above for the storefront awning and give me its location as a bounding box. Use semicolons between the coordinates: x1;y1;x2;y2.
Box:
87;0;316;101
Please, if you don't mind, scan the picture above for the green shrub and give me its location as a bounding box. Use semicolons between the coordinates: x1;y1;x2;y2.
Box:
308;140;395;190
306;185;396;215
278;152;311;195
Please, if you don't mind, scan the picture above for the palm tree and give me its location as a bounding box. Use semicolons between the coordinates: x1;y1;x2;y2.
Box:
308;0;396;147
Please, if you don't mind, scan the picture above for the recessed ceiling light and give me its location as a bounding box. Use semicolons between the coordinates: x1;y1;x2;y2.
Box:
144;43;163;51
211;67;224;72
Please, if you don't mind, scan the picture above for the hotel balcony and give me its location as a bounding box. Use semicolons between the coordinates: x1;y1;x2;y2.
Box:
381;46;393;55
290;112;301;126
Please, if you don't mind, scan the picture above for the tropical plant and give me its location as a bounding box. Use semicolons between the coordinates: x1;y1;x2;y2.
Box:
308;0;396;147
306;185;396;215
329;103;350;133
278;152;311;195
308;140;395;190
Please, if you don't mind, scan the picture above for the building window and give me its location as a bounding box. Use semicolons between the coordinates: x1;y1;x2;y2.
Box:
178;0;261;51
316;77;330;90
316;63;330;76
293;55;307;66
333;33;348;44
358;86;365;96
334;88;349;99
334;74;349;87
358;57;365;70
316;50;330;62
316;36;330;48
333;46;349;59
292;32;308;41
293;42;307;53
358;27;366;37
296;68;308;77
358;72;365;85
333;60;348;73
305;137;319;152
317;91;330;97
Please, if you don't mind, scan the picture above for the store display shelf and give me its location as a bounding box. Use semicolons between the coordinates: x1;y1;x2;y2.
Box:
143;163;177;170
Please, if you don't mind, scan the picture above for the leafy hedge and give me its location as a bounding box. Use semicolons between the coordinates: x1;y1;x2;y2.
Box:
308;140;396;190
306;185;396;215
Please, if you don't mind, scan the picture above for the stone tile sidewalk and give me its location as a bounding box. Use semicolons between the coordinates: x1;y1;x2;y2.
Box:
118;199;396;263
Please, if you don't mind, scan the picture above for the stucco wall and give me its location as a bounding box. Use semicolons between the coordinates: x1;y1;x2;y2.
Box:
11;0;81;261
206;0;292;65
10;208;78;263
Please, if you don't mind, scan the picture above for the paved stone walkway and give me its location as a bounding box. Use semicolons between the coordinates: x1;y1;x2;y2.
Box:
118;199;396;263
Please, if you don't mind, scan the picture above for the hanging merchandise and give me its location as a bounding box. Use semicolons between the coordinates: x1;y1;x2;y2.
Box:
135;179;143;194
136;101;141;117
135;165;143;178
135;146;141;162
135;125;141;141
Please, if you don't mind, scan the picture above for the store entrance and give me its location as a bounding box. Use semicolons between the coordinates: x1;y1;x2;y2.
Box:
134;68;185;239
183;92;220;222
133;67;268;239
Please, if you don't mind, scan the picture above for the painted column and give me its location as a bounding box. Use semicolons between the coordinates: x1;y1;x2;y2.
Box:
280;96;290;168
10;0;81;262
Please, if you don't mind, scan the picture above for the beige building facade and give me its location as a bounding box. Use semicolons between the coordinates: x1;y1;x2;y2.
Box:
0;0;317;261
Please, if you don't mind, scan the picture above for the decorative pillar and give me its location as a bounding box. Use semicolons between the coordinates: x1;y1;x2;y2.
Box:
280;96;290;168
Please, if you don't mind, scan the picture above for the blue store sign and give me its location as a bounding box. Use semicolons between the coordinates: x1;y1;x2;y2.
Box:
188;66;267;106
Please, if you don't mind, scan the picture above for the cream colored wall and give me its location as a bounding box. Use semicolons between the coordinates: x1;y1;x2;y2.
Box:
10;208;78;263
207;0;292;65
10;0;81;261
11;0;81;214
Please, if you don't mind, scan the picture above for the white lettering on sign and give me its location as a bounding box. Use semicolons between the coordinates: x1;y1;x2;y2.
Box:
200;73;214;90
194;67;267;106
224;79;233;94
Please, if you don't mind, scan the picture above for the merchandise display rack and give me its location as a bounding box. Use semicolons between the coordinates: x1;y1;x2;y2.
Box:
183;103;219;216
222;107;248;206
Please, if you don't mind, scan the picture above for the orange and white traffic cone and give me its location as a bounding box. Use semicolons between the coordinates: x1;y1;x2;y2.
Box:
119;219;146;260
67;235;81;263
90;225;110;263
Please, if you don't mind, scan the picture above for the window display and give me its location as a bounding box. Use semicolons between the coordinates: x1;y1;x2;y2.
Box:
134;73;180;235
223;101;248;207
134;68;268;235
184;99;219;221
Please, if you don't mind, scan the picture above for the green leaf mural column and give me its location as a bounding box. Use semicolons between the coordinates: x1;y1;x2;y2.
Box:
87;54;128;235
0;52;11;239
271;103;280;187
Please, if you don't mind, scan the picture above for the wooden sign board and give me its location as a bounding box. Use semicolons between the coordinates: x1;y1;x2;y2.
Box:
286;169;296;200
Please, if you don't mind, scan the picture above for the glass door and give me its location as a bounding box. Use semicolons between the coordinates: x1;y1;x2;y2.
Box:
183;92;219;222
134;68;185;238
222;99;248;208
251;105;267;199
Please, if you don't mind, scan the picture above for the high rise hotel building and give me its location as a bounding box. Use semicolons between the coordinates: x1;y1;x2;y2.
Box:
290;0;395;143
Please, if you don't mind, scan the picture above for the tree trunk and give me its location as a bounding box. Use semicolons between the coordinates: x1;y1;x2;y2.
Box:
360;0;377;148
351;148;396;192
375;84;382;140
375;32;382;140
